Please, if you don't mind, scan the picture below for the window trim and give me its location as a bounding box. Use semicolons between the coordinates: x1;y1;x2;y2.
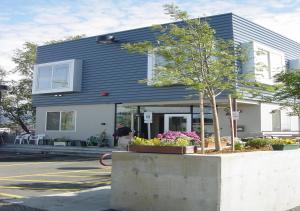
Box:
45;110;77;132
33;59;77;94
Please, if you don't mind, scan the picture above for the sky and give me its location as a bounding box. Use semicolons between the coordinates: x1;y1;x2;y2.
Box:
1;0;300;73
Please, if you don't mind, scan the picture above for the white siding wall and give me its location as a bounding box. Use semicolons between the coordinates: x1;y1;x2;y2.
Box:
260;103;299;132
219;104;261;137
260;103;279;132
36;104;115;140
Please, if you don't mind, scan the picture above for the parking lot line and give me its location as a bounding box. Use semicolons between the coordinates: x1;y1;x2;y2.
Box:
26;174;110;178
0;186;82;191
0;178;111;185
0;192;24;199
0;162;60;167
0;160;103;167
0;169;110;179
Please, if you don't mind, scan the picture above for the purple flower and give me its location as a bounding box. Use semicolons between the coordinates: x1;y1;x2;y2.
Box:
182;131;200;142
156;131;200;144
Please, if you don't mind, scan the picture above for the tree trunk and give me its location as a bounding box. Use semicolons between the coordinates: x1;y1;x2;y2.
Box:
17;118;30;134
228;95;235;152
211;94;222;151
199;92;205;154
10;112;30;133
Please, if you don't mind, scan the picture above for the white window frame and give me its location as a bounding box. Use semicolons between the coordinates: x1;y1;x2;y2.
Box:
45;110;77;132
164;114;192;132
33;59;79;94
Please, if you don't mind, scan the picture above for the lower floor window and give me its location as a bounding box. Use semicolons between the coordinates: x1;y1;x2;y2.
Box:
46;111;75;131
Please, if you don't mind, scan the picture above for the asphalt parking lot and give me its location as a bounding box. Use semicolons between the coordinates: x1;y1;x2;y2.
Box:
0;152;112;211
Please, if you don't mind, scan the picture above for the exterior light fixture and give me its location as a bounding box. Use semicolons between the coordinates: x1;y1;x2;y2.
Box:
96;35;116;44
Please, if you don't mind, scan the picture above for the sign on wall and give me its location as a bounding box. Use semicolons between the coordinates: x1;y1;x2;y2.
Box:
232;111;240;120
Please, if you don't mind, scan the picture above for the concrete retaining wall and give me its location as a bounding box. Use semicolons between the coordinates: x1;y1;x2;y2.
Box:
111;151;300;211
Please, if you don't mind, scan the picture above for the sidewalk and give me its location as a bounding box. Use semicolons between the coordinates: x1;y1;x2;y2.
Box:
1;186;112;211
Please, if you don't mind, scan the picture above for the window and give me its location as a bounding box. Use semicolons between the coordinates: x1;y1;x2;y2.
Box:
256;48;271;80
272;110;281;132
46;111;76;131
37;66;52;90
147;53;169;85
33;59;82;94
242;41;285;85
46;112;60;130
270;52;284;77
52;63;69;89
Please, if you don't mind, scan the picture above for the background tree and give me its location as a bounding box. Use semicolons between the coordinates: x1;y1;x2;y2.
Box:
274;70;300;117
123;4;249;150
0;35;85;133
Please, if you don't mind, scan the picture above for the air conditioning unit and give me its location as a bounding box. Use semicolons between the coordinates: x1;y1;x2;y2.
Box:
289;58;300;70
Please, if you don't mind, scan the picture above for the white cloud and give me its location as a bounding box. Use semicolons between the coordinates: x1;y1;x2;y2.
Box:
1;0;300;75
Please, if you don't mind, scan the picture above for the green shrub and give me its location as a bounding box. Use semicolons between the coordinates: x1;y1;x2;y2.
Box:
131;137;191;147
270;138;296;145
87;136;100;146
235;141;245;150
245;138;272;149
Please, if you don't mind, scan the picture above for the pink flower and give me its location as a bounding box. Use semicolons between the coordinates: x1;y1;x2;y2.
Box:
156;131;200;144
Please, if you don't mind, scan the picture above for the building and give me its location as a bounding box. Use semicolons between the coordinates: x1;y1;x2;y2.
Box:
32;13;300;143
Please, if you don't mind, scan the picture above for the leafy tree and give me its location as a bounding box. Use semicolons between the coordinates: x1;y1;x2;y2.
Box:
274;70;300;117
1;79;32;133
123;4;251;150
12;42;37;78
0;35;85;133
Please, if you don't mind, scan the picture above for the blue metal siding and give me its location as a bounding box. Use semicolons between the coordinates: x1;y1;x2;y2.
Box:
232;14;300;60
33;13;234;107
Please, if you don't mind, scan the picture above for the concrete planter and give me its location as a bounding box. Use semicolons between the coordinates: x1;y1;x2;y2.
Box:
111;150;300;211
271;144;300;151
128;145;196;154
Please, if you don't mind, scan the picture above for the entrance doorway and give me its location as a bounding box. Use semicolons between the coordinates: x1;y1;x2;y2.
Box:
164;114;192;132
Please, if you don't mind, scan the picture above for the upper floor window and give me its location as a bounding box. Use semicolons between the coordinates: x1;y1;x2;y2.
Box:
256;48;271;80
32;59;82;94
242;41;285;85
147;53;169;85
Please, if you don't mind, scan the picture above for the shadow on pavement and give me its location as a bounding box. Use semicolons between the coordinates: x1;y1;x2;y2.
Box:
19;186;111;211
5;178;111;192
0;202;46;211
0;153;97;163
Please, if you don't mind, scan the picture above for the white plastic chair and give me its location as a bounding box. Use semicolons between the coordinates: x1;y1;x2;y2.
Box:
29;134;45;145
21;134;31;144
14;135;23;144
